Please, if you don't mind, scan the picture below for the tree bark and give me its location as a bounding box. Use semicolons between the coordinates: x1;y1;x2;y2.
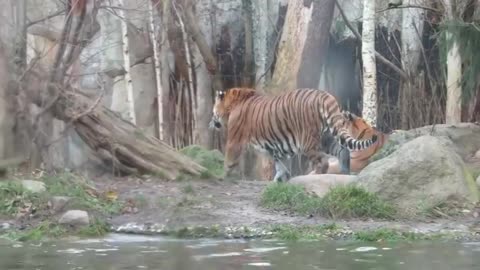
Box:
179;0;221;149
148;0;164;140
444;0;462;124
361;0;377;126
117;0;136;125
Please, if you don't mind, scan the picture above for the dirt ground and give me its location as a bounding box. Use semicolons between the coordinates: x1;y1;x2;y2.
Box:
91;174;480;238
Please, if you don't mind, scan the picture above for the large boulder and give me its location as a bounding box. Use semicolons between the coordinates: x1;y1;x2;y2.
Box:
373;123;480;162
357;135;480;216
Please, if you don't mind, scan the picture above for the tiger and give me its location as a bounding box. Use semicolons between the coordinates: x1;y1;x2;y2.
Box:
324;119;391;174
209;87;378;182
318;111;379;175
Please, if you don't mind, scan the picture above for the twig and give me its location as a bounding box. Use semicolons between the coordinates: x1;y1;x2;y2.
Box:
376;5;441;14
334;0;409;80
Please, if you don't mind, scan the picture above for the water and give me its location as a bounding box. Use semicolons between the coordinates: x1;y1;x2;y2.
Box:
1;233;479;269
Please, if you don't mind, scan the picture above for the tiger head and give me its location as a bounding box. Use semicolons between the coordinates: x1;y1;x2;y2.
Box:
209;88;257;130
342;111;391;139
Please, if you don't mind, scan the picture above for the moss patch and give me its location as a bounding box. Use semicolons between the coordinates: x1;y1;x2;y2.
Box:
180;145;224;179
260;183;396;219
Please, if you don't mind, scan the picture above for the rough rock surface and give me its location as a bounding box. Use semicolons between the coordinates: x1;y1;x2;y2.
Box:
49;196;71;213
357;135;479;215
289;174;358;197
373;123;480;162
21;180;46;193
59;210;90;226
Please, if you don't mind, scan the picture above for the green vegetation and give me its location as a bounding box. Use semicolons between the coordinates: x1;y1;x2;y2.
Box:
269;223;342;241
0;172;122;242
180;145;224;179
320;184;396;219
353;228;445;242
42;172;123;215
261;183;396;219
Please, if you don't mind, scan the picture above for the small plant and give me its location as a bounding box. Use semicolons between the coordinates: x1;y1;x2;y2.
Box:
180;145;224;179
77;217;110;237
261;183;396;219
260;182;322;215
182;183;195;194
319;184;396;219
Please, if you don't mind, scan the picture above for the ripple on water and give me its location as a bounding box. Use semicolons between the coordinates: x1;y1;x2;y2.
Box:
247;262;271;267
193;252;243;260
244;247;287;253
57;248;85;254
351;247;378;252
85;248;119;252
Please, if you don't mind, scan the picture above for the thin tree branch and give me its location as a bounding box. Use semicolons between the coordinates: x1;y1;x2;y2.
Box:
334;0;409;80
377;5;441;14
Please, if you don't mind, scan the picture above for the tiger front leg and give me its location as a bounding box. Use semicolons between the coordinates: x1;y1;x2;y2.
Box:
223;141;243;180
273;159;291;182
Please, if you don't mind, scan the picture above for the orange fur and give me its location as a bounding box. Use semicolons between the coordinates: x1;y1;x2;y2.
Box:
326;119;390;174
210;87;378;181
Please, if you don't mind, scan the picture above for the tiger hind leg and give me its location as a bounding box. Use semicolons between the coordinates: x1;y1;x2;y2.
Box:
337;146;351;175
305;150;330;174
273;160;291;182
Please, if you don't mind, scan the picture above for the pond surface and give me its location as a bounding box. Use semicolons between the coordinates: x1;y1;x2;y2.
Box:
1;233;479;270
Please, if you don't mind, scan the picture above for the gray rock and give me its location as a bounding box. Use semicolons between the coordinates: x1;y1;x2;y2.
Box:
475;149;480;159
357;135;480;216
373;123;480;162
1;222;11;230
59;210;90;226
477;175;480;188
289;174;358;198
21;180;46;193
49;196;71;213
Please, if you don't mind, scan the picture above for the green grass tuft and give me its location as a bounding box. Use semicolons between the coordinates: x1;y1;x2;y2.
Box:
180;145;224;179
261;183;396;219
320;184;396;219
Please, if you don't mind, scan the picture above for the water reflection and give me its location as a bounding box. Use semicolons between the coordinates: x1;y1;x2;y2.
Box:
0;234;479;270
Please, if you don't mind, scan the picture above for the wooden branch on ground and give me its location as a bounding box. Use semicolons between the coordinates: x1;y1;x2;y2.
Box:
16;0;210;179
334;0;409;80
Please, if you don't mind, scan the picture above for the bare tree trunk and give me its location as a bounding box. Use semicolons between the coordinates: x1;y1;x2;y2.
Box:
117;0;136;125
149;0;164;140
258;0;335;180
179;0;222;149
251;0;268;89
361;0;377;126
444;0;462;124
400;0;426;129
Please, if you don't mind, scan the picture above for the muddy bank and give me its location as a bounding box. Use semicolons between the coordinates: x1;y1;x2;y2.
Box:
100;176;480;241
1;172;480;242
